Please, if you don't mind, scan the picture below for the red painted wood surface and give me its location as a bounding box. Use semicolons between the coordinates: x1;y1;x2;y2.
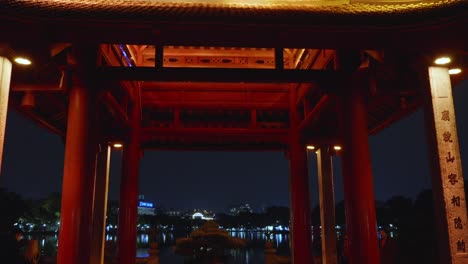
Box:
57;83;96;264
340;89;380;264
117;86;141;264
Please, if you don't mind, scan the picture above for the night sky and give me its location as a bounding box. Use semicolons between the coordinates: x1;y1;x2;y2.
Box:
1;79;468;213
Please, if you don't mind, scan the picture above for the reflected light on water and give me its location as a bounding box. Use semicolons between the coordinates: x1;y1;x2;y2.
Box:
106;234;117;242
136;234;149;244
35;230;291;262
276;233;283;247
233;231;247;239
142;234;149;244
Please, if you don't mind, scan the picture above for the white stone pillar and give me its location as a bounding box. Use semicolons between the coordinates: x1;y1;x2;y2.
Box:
0;56;12;174
317;146;338;264
424;66;468;264
90;144;111;264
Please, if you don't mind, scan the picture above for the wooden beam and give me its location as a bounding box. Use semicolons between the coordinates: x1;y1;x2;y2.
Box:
303;136;341;146
141;82;292;92
12;105;65;136
145;46;276;57
296;83;317;106
11;83;64;92
275;48;284;70
250;109;257;128
96;67;340;83
141;101;289;110
99;92;129;127
368;99;421;135
141;127;289;140
141;142;286;152
155;46;163;68
297;95;332;132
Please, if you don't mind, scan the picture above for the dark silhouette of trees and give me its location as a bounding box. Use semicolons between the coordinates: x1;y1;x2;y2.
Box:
215;213;236;229
264;206;290;227
23;192;61;232
0;188;26;232
404;189;438;264
377;195;413;228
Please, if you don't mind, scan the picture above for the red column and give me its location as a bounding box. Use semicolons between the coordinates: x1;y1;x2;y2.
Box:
289;85;313;264
289;137;313;264
117;86;141;264
340;89;379;264
57;83;97;264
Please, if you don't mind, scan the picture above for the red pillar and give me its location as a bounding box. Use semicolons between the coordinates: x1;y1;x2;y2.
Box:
289;85;313;264
57;83;97;264
340;88;379;264
117;86;141;264
289;137;313;264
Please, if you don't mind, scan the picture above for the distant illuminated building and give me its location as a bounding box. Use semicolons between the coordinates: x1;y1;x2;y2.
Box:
191;210;214;220
137;195;155;216
166;209;182;217
229;203;253;215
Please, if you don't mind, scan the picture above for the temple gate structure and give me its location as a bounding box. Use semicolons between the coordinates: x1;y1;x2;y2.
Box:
0;0;468;263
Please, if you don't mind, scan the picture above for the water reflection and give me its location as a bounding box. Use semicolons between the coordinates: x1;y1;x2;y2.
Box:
136;234;149;245
34;231;290;263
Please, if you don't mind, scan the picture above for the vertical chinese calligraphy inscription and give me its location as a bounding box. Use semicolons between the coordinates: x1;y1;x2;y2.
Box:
424;66;468;263
0;56;12;176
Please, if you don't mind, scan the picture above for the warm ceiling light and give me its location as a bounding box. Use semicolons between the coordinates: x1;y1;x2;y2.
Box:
14;57;32;65
448;68;462;75
306;145;315;150
434;57;451;65
334;146;342;151
113;143;123;148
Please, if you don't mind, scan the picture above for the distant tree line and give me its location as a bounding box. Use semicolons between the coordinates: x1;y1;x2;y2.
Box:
0;188;61;234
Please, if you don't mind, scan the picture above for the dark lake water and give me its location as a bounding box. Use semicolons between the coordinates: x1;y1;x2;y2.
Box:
29;231;291;264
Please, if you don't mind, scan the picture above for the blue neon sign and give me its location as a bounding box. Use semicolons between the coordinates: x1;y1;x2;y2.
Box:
139;201;154;208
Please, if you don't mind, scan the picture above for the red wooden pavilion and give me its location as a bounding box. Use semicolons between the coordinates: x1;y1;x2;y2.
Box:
0;0;468;264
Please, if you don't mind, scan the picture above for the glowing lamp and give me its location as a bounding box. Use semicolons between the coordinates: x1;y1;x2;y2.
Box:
113;143;123;148
306;145;315;150
333;146;342;151
434;57;451;65
14;57;31;65
448;68;462;75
